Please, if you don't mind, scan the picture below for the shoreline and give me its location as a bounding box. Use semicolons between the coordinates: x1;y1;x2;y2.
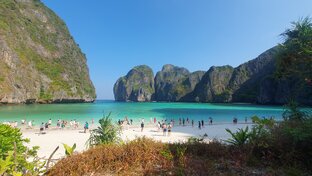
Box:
22;123;251;160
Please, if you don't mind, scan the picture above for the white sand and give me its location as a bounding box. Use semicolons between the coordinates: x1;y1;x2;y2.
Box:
22;123;251;160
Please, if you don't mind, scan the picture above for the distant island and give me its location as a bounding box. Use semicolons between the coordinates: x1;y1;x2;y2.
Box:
0;0;96;104
114;46;311;105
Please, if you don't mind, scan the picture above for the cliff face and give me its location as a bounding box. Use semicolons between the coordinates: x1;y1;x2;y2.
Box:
154;64;195;102
187;66;234;102
113;65;154;102
114;46;311;105
0;0;96;104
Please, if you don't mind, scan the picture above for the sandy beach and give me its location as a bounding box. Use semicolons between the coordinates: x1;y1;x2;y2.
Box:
22;123;251;160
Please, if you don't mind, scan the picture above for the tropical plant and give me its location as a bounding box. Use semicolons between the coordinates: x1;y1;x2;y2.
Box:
276;17;312;80
282;100;310;121
0;124;44;175
87;112;120;147
225;126;251;146
62;143;76;156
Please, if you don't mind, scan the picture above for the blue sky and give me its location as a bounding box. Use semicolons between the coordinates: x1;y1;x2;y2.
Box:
42;0;312;100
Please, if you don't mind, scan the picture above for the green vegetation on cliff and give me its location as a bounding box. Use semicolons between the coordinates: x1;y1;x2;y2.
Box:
0;0;95;103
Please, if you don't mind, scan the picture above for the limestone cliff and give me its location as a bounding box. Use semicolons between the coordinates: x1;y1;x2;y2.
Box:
114;47;311;105
154;64;191;102
0;0;96;104
113;65;154;102
187;66;234;102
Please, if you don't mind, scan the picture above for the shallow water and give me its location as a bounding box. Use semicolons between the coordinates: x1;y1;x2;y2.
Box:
0;100;295;126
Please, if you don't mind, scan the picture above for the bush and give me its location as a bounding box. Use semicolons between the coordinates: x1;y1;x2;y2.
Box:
0;124;43;175
87;113;121;147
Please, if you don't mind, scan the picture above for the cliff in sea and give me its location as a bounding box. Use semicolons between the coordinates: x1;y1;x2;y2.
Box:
114;46;312;105
0;0;96;104
114;65;154;102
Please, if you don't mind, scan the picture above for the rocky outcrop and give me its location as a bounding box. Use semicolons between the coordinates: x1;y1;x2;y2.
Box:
113;65;154;102
154;65;205;101
185;66;234;102
229;47;278;103
114;46;311;105
154;65;189;101
0;0;96;104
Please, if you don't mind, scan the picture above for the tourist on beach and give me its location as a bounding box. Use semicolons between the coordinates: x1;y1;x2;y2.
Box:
48;118;52;126
61;121;65;129
186;117;189;124
45;122;49;129
141;121;144;132
179;118;181;125
130;119;133;125
233;117;238;124
28;120;33;129
118;119;121;125
183;118;185;126
198;121;201;130
39;122;44;135
21;119;26;125
209;117;213;125
84;121;89;133
192;120;194;127
154;117;156;123
157;122;161;132
245;117;247;123
168;123;172;136
57;119;61;128
201;120;204;128
162;123;167;136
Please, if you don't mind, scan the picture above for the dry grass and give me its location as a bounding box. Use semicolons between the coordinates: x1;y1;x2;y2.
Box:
47;137;311;176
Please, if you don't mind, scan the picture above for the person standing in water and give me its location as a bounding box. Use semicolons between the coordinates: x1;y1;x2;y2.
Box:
192;120;194;127
198;121;201;130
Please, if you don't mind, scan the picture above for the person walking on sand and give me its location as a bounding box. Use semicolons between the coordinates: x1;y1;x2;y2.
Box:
141;121;144;132
39;122;44;135
162;123;167;136
84;121;89;133
28;120;33;129
198;121;201;130
21;119;25;125
168;123;172;136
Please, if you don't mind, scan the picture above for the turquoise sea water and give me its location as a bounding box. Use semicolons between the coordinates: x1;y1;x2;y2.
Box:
0;100;297;126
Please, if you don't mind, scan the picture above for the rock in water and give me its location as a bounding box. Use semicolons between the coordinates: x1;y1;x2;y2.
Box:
113;65;154;102
0;0;96;104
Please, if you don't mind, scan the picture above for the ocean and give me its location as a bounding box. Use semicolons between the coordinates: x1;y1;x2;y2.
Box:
0;100;295;126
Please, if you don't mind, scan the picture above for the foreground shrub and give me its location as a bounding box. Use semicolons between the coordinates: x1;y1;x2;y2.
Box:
49;137;294;176
0;124;43;175
87;112;121;147
47;138;173;175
